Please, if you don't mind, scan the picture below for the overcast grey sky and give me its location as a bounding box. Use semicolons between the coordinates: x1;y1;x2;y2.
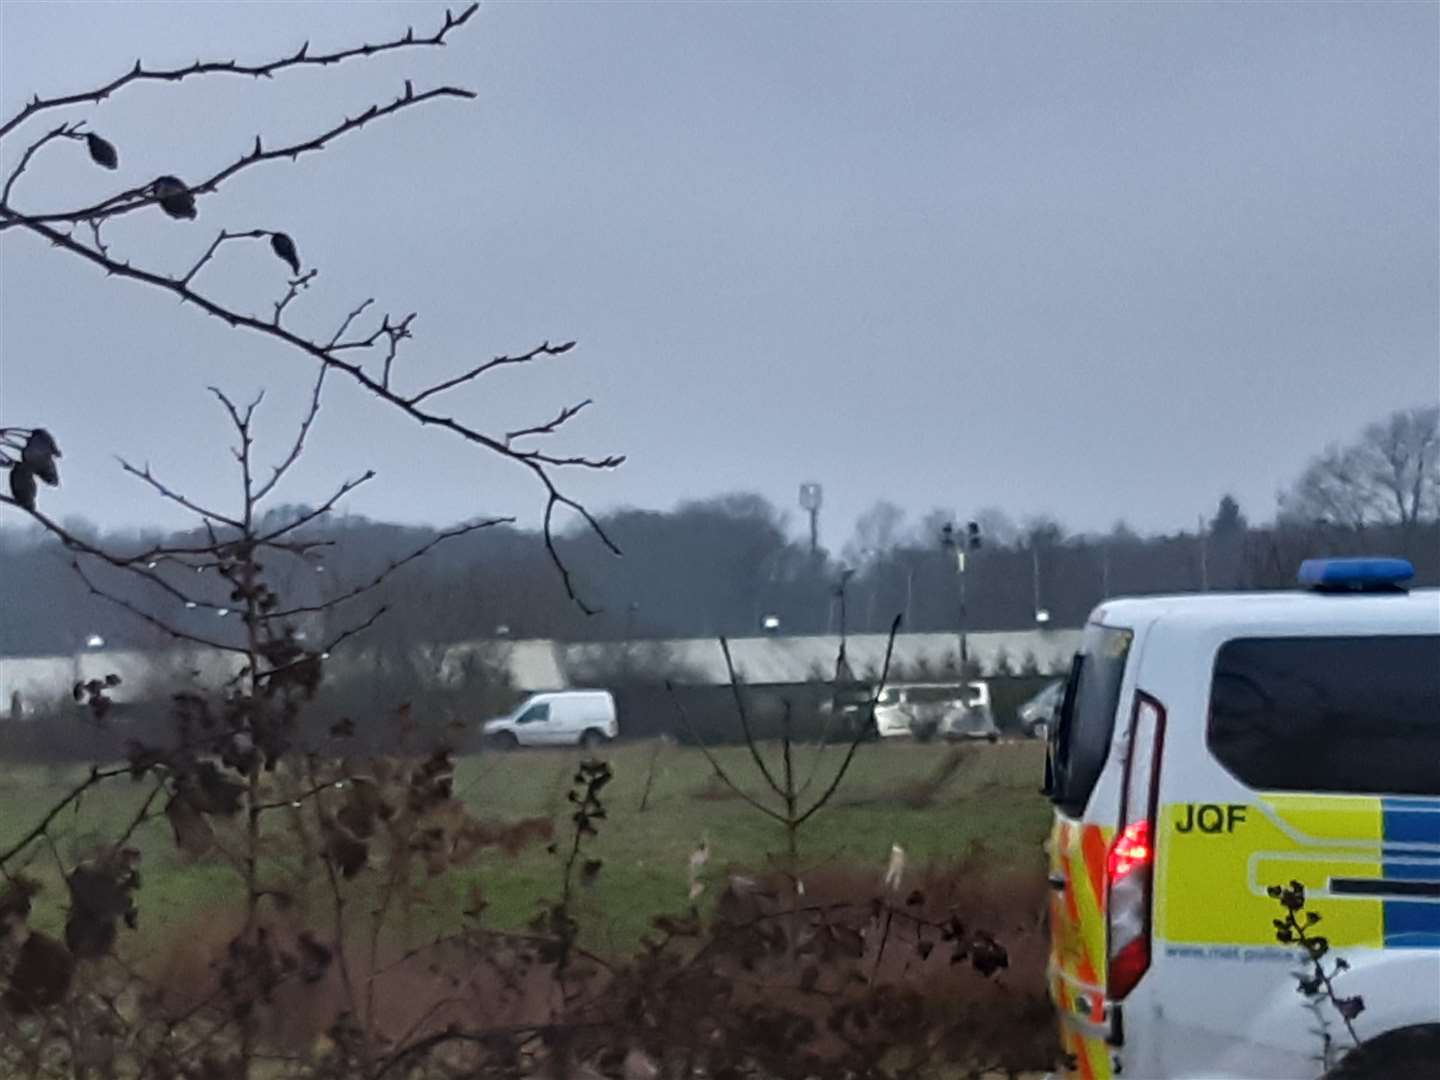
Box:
2;0;1436;546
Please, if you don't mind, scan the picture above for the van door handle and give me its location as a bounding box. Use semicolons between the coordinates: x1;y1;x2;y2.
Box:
1048;872;1067;892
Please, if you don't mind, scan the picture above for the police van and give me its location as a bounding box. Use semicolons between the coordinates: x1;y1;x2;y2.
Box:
1043;557;1439;1079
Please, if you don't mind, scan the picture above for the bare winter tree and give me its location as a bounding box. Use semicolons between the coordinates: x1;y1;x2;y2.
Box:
0;10;629;1078
1279;405;1440;532
841;500;906;567
0;2;621;610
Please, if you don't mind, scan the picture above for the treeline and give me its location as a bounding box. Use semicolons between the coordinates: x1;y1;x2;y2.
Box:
2;494;1436;659
6;403;1437;657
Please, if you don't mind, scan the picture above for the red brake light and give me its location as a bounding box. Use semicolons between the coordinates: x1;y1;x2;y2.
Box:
1109;936;1150;999
1106;693;1166;1001
1108;820;1152;881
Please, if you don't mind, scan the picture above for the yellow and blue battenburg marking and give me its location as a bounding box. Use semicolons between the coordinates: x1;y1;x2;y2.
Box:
1376;797;1440;949
1158;794;1440;952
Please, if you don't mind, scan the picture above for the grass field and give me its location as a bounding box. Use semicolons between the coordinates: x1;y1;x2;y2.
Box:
0;739;1051;958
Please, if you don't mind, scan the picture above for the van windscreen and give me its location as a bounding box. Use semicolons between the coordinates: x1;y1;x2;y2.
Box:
1208;635;1440;796
1050;624;1134;816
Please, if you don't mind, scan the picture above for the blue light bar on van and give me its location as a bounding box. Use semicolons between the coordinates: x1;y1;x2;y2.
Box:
1298;557;1414;591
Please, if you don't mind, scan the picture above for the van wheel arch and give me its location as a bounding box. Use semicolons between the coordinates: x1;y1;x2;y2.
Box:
579;728;609;750
1322;1024;1440;1079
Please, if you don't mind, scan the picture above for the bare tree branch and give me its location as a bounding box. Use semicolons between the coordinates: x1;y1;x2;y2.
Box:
6;216;624;607
0;3;479;141
252;606;387;688
181;229;275;285
718;636;785;799
506;399;593;444
407;340;576;408
0;122;81;206
327;297;375;347
254;364;327;502
72;558;246;653
795;615;901;826
666;681;788;825
1;84;476;232
116;458;243;528
0;766;133;868
257;472;376;543
265;516;512;619
0;491;279;580
1;2;622;626
273;268;319;325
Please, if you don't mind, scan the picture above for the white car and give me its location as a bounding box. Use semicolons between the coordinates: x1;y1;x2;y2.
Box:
482;690;617;749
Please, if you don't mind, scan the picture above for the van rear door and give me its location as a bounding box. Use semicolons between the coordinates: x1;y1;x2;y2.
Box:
1046;622;1138;1079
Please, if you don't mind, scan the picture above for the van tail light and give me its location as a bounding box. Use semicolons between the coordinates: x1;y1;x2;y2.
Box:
1107;692;1166;1000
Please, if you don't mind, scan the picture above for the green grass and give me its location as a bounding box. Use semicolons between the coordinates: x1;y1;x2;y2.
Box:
0;740;1051;955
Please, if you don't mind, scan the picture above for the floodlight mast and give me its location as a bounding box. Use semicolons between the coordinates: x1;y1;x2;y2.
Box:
798;482;823;555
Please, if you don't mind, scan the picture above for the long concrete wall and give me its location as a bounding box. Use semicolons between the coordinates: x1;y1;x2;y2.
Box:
1;628;1079;718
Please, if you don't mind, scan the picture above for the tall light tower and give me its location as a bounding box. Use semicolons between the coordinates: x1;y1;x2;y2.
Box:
798;482;823;556
940;520;982;672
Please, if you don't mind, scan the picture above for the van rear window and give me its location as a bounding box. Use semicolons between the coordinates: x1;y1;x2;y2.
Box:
1208;635;1440;796
908;686;961;705
1050;624;1134;816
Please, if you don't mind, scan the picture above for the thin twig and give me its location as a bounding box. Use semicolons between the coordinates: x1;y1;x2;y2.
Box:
795;615;901;827
505;399;593;444
272;268;319;325
116;458;243;528
2;85;477;230
255;471;376;542
108;779;167;858
263;517;511;619
328;297;375;347
0;493;314;564
182;229;269;285
0;3;480;141
0;123;79;206
71;559;245;653
0;766;131;867
408;340;576;408
719;636;785;798
254;363;327;502
666;681;786;825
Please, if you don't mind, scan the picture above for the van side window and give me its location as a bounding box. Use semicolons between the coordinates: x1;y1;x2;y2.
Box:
516;703;550;725
1209;635;1440;796
1049;625;1134;816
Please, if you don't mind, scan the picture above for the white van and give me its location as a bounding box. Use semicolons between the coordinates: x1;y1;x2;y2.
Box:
873;681;999;741
1043;557;1439;1080
482;690;617;749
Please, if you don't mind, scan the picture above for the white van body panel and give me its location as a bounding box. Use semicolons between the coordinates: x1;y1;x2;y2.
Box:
1047;586;1440;1080
482;690;618;747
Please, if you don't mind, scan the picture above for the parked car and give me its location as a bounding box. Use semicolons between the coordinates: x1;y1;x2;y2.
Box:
482;690;617;749
1018;678;1063;739
873;682;1000;742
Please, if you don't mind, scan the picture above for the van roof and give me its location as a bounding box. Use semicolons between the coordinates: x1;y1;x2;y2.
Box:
1090;587;1440;636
